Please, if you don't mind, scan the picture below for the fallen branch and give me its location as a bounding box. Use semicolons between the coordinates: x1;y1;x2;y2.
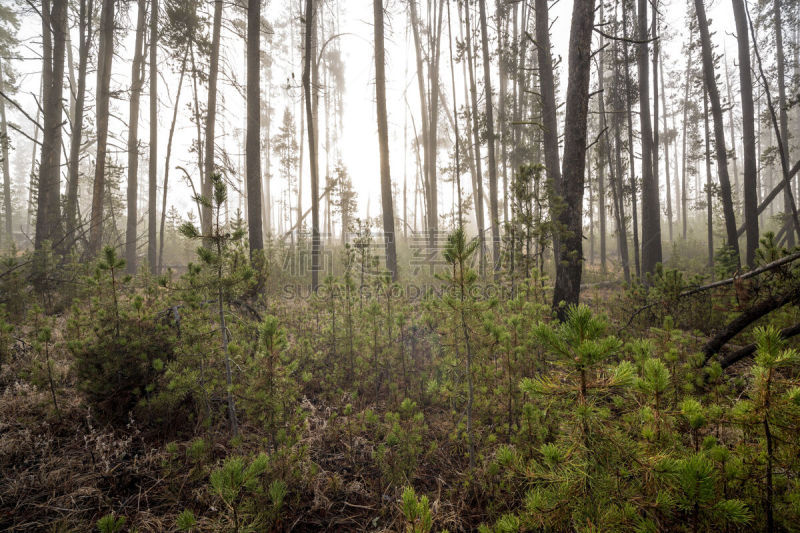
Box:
621;251;800;332
679;250;800;297
718;322;800;369
701;288;799;364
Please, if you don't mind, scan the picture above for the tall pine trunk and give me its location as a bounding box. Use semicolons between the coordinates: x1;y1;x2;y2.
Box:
552;0;596;318
148;0;158;269
373;0;398;280
0;62;11;245
65;0;92;249
478;0;500;272
774;0;793;247
246;0;263;254
638;0;662;276
680;22;693;240
203;0;223;237
622;5;641;277
463;0;486;275
694;0;739;265
534;0;562;263
88;0;114;255
303;0;321;289
704;88;713;270
125;0;146;273
36;0;67;251
732;0;759;267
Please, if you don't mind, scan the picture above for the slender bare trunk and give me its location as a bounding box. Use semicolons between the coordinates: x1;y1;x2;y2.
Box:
732;0;759;267
125;0;146;273
88;0;115;255
147;0;158;268
202;0;222;238
374;0;398;280
303;0;320;289
478;0;500;273
695;0;739;264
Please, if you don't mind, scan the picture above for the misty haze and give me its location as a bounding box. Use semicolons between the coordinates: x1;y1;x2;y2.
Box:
0;0;799;530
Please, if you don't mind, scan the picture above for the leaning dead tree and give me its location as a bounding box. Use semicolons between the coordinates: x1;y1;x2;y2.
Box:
696;252;800;366
622;250;800;330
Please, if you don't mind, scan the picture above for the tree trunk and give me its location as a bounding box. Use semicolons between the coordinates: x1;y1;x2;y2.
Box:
158;54;187;273
148;0;158;269
496;1;508;226
659;53;673;243
680;23;693;241
774;0;793;247
88;0;114;255
426;0;443;249
704;87;714;270
732;0;759;267
0;62;11;245
408;0;433;246
607;44;631;283
552;0;596;318
202;0;222;238
651;0;660;239
36;0;67;251
478;0;500;273
638;0;662;276
303;0;320;289
724;55;740;192
694;0;739;264
534;0;562;254
622;7;641;277
373;0;398;280
463;0;486;275
125;0;146;273
65;0;92;249
246;0;263;254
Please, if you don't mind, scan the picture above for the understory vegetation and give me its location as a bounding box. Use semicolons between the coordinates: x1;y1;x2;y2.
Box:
2;214;799;532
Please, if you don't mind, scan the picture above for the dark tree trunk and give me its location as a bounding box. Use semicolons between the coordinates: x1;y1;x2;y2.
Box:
732;0;759;267
496;1;508;226
552;0;596;318
534;0;562;239
36;0;67;251
622;6;641;277
246;0;263;254
65;0;92;249
88;0;114;255
0;62;11;244
659;51;673;243
426;0;443;248
463;0;486;275
638;0;662;276
373;0;398;280
478;0;500;273
203;0;223;237
704;88;714;270
694;0;739;264
125;0;146;273
148;0;158;269
774;0;793;247
680;22;693;241
607;51;631;283
303;0;320;289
